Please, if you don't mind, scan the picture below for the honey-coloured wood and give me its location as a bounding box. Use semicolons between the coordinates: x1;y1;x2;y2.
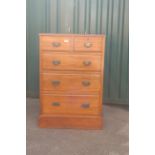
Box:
41;53;101;71
74;36;104;52
40;36;73;51
40;73;101;93
41;94;102;115
39;34;105;129
39;115;103;129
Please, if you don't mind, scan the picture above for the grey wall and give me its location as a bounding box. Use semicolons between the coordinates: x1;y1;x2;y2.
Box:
26;0;129;104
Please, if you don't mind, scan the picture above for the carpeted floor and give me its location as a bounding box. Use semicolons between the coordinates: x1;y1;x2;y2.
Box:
26;98;129;155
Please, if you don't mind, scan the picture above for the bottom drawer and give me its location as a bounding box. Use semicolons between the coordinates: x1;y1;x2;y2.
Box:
41;94;101;115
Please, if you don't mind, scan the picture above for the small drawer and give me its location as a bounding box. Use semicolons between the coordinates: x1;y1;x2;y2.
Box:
40;36;73;51
41;94;101;115
74;36;104;52
41;53;101;71
41;73;101;93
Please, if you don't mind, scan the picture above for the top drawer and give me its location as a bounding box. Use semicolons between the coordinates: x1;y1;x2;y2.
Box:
40;36;73;51
74;36;104;52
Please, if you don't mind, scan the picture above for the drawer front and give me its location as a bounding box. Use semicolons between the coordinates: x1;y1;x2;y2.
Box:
40;36;73;51
41;94;101;115
41;53;101;71
41;73;101;93
74;36;103;52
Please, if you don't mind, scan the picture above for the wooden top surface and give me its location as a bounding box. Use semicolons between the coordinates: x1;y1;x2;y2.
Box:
39;33;105;37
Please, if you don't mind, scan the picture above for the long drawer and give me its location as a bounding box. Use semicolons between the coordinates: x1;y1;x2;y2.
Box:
40;73;101;93
41;53;101;71
41;94;101;115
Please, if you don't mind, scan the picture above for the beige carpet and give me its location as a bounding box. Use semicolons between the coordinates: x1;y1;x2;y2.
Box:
27;98;129;155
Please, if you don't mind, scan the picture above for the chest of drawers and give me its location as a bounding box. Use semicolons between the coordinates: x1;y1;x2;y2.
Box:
39;34;105;129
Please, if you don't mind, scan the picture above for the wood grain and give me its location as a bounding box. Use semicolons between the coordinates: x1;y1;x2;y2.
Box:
40;36;73;51
39;34;105;129
39;114;103;129
74;36;104;52
40;94;101;115
40;73;101;93
41;53;101;71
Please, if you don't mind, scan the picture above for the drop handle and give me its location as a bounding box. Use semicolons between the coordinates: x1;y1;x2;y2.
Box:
52;42;61;47
52;102;60;106
82;81;90;86
81;103;90;109
52;60;61;65
84;42;92;48
51;80;60;86
83;61;91;66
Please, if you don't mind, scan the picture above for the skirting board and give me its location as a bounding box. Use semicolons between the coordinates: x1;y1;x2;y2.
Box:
39;114;103;130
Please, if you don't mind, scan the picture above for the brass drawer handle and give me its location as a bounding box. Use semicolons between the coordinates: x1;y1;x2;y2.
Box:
52;80;60;86
81;103;90;109
84;42;92;48
52;102;60;106
52;60;61;65
82;81;90;86
83;61;91;66
52;42;61;47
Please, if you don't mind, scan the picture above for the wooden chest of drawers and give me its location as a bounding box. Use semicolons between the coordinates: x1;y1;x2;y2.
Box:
39;34;105;129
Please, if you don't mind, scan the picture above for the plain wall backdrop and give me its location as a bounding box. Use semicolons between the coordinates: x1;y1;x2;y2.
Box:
26;0;129;104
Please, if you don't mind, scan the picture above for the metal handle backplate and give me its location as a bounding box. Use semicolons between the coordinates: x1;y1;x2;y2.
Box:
82;81;90;86
52;80;60;86
83;61;91;66
84;42;92;48
52;102;60;106
52;42;61;47
52;60;61;65
81;103;90;109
